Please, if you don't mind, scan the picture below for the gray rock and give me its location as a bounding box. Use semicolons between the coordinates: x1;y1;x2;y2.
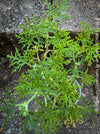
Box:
0;0;46;34
0;0;100;34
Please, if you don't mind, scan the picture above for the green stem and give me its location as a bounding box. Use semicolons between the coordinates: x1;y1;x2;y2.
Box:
27;93;37;104
36;48;40;61
15;94;37;111
44;34;49;59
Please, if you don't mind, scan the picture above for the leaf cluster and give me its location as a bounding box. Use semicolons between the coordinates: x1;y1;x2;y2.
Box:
44;0;72;22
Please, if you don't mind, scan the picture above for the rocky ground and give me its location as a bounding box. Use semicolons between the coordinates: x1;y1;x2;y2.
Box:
0;0;100;34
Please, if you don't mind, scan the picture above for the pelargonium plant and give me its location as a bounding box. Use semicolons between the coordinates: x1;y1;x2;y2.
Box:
0;0;100;134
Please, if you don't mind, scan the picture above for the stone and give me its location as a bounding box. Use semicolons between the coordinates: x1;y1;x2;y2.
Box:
0;0;100;34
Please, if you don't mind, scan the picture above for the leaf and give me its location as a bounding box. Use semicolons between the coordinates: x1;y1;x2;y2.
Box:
0;87;15;127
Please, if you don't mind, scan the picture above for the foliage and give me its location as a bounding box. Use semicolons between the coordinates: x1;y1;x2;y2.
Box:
0;87;15;127
0;0;100;133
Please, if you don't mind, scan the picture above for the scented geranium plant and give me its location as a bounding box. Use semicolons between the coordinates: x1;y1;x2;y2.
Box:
0;0;100;133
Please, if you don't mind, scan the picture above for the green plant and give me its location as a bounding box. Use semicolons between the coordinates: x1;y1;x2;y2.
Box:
0;0;100;133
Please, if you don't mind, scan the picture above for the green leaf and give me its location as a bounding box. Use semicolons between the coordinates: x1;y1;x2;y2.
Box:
0;87;15;127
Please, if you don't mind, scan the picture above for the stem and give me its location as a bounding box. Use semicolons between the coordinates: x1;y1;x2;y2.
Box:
36;48;40;61
26;62;33;68
27;93;37;104
44;34;49;59
15;94;37;111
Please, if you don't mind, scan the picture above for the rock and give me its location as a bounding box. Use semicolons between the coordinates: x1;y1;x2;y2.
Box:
0;0;46;34
0;0;100;34
0;0;100;51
